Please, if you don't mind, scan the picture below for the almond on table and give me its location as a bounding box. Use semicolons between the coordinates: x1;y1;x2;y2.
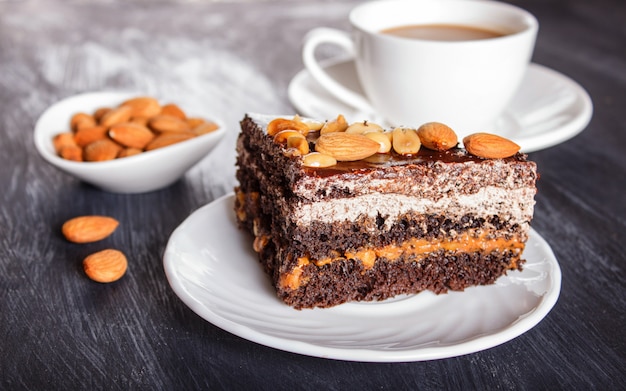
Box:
61;217;126;283
83;249;128;283
62;215;119;243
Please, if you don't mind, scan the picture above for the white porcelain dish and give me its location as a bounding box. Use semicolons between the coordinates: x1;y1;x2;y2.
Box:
288;59;593;153
164;194;562;362
34;91;226;193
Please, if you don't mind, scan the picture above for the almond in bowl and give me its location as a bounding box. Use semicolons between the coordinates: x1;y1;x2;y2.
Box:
34;92;226;193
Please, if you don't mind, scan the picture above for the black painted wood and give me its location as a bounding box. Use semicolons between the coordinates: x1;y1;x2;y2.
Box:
1;0;624;389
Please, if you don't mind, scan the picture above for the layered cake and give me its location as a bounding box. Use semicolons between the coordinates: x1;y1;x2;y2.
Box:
235;113;538;309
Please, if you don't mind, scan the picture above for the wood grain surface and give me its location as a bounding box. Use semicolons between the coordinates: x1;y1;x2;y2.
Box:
1;0;624;389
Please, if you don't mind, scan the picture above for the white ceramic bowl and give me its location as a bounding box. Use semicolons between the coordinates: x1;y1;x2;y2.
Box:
34;91;227;193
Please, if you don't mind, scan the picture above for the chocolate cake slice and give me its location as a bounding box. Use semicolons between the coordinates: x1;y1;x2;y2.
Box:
235;113;538;309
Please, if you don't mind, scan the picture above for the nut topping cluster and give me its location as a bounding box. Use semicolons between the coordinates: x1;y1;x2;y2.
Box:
267;115;521;167
53;96;220;162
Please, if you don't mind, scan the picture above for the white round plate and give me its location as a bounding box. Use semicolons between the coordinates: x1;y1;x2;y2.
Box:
164;194;561;362
288;59;593;153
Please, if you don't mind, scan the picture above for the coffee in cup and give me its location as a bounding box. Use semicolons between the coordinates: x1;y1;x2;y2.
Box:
381;24;507;41
302;0;538;137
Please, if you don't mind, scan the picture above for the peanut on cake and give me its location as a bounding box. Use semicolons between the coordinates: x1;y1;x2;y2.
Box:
234;113;537;309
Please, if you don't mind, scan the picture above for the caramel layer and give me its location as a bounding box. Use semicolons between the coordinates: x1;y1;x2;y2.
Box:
279;231;524;291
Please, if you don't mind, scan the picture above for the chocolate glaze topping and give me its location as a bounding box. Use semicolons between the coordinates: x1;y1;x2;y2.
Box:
303;130;527;177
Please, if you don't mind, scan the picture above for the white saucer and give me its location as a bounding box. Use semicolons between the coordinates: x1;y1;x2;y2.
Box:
163;194;561;362
288;59;593;153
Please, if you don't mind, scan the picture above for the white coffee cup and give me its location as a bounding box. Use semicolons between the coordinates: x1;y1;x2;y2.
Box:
302;0;538;137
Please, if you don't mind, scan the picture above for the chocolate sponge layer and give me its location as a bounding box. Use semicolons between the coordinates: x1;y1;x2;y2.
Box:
279;250;519;310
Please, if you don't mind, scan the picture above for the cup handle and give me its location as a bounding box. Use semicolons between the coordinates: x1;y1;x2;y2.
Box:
302;28;376;115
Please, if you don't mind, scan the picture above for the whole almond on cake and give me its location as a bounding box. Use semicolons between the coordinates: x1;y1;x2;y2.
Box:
302;152;337;168
463;133;520;158
320;114;348;134
364;132;392;153
417;122;458;151
392;127;421;155
267;117;310;136
315;132;380;161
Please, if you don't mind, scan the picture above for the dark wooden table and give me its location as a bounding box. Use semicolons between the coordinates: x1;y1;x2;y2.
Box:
1;0;624;389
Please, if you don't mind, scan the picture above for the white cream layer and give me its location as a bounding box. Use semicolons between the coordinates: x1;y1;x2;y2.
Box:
288;187;535;229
